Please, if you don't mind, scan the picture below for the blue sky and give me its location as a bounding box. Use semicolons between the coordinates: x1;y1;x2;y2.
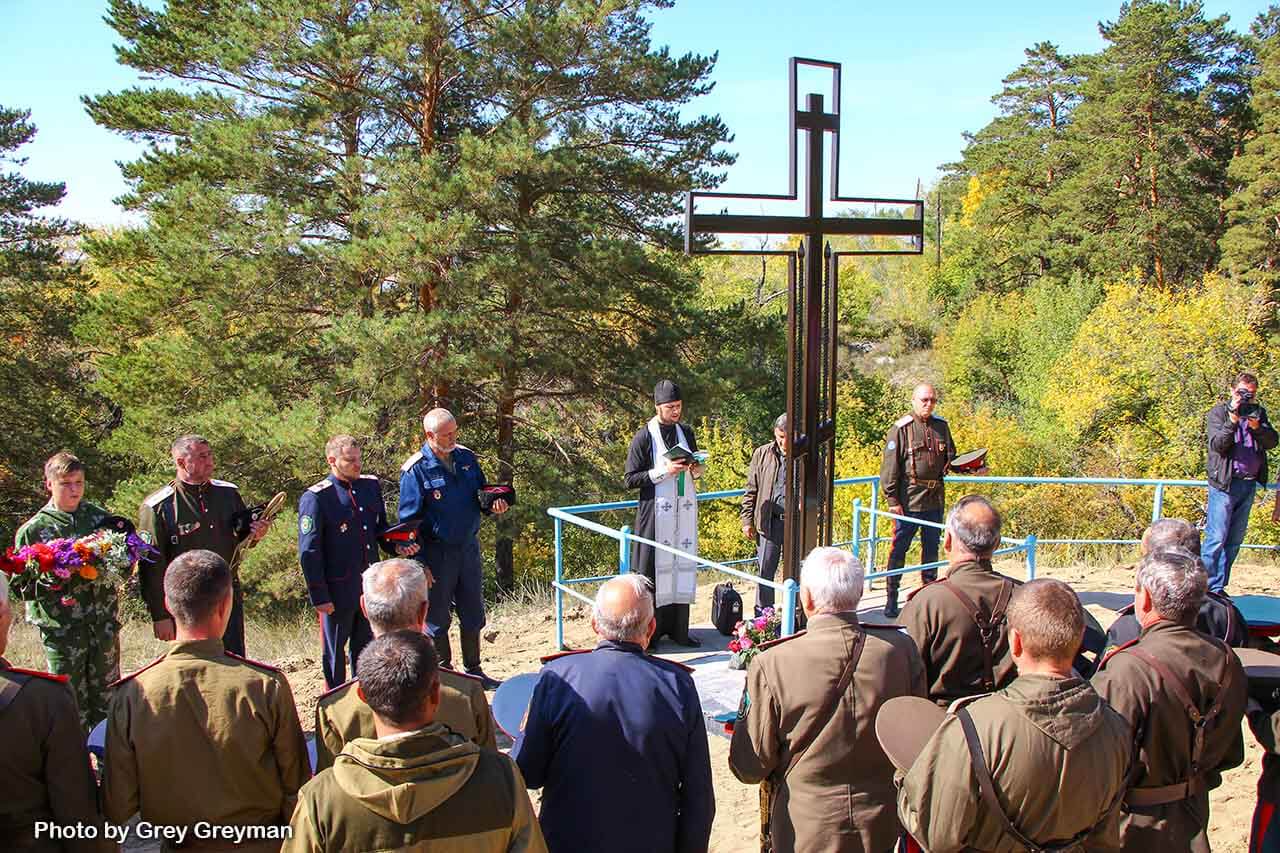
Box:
2;0;1271;227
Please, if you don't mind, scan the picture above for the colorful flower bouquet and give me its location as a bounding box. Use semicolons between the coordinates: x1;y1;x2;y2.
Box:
728;607;781;670
0;529;153;609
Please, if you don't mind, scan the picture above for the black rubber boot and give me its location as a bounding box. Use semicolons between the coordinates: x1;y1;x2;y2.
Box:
433;630;453;670
462;630;502;690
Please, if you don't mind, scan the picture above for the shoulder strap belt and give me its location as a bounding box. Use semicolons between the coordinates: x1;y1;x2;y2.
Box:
956;706;1096;853
1125;640;1234;775
941;579;1014;692
782;630;866;779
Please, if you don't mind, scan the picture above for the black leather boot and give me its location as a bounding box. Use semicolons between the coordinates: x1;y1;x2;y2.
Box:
884;572;902;618
433;630;454;670
462;630;502;690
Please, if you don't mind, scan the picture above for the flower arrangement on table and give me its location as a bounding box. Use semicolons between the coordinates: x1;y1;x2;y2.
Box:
0;529;153;610
728;607;781;670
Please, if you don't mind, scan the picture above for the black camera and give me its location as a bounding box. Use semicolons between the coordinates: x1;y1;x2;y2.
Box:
1234;388;1261;419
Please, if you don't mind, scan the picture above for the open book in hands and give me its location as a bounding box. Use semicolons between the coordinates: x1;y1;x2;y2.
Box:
662;447;709;465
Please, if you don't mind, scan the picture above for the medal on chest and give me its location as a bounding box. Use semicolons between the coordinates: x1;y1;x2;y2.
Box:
339;522;349;533
433;489;442;500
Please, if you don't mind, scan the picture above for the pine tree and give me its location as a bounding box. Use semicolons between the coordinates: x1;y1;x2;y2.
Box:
0;107;107;538
82;1;738;593
1221;7;1280;317
1058;0;1246;286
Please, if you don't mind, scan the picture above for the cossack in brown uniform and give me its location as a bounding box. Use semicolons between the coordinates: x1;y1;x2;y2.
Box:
729;614;928;853
1091;620;1247;852
900;559;1019;706
0;658;107;853
880;414;956;513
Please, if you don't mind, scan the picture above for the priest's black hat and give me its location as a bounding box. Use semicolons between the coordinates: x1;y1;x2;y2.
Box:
654;379;682;404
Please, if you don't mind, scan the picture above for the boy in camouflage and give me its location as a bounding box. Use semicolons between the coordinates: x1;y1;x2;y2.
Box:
13;451;120;731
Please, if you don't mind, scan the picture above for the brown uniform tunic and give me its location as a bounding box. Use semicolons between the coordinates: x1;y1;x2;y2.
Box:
898;674;1131;852
0;659;106;853
313;668;497;772
900;559;1020;706
102;639;310;849
880;414;956;513
729;613;928;853
284;725;546;853
1246;694;1280;852
1091;620;1247;852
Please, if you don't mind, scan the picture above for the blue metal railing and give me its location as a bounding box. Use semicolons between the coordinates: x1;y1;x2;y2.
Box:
547;474;1280;650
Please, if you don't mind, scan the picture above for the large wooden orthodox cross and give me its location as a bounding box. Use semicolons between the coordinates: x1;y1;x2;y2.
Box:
686;57;923;586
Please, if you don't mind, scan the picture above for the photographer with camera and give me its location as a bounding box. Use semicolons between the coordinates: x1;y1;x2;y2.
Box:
1202;372;1278;592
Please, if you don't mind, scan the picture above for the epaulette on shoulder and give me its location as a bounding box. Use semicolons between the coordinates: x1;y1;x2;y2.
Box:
757;630;806;651
946;693;989;715
144;484;176;508
319;677;358;702
358;474;379;481
401;451;424;473
4;666;69;685
110;655;166;688
308;479;334;493
1097;637;1140;671
906;578;944;602
894;414;914;428
540;649;591;665
224;650;282;674
208;479;239;492
864;622;905;631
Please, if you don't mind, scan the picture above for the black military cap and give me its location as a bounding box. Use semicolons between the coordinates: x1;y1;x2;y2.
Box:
654;379;682;404
379;519;421;546
95;515;137;537
478;484;517;511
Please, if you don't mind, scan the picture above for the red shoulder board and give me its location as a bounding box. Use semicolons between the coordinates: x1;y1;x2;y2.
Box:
224;651;282;673
906;578;944;602
5;666;69;684
110;655;166;688
757;630;806;651
1097;638;1140;672
320;676;358;700
540;649;591;665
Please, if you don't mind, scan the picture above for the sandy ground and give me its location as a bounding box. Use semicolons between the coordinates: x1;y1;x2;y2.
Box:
7;554;1275;851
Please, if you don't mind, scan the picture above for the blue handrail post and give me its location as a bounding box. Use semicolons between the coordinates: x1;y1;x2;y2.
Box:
781;579;799;637
554;517;566;650
1152;484;1165;523
852;499;862;560
1025;534;1038;581
869;478;880;573
618;525;631;574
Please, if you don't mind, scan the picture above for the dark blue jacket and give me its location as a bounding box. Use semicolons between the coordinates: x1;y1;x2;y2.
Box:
297;474;390;610
398;444;488;545
512;640;715;853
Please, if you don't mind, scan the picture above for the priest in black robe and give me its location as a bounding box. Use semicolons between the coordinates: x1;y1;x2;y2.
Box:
624;379;704;648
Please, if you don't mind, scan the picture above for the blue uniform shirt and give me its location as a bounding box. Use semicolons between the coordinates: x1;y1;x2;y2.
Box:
512;640;716;853
297;474;390;610
398;443;488;545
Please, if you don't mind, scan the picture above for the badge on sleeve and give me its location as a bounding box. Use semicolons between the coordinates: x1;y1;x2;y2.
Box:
736;686;751;721
300;516;314;535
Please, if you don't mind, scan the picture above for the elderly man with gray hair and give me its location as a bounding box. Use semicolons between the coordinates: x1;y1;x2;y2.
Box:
1092;549;1248;851
398;408;509;688
729;547;926;852
1105;517;1249;651
901;494;1024;706
313;558;496;772
513;575;714;853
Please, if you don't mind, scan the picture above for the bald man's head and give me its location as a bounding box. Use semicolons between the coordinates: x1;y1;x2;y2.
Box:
592;575;656;645
912;384;938;419
945;494;1003;560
